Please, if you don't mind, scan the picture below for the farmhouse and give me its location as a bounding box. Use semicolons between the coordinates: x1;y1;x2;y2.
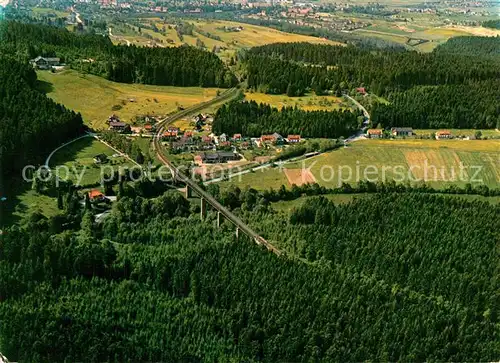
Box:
30;56;61;70
367;129;383;138
109;121;131;133
162;131;178;138
198;151;240;164
287;135;301;143
436;130;452;139
107;114;120;124
93;153;108;164
88;189;105;202
356;87;367;95
260;135;276;143
273;133;284;144
391;127;413;136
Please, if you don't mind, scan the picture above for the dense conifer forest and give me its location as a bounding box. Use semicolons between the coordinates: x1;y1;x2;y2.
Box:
212;100;361;138
242;39;500;129
0;190;498;361
0;56;84;185
433;36;500;57
0;21;237;87
371;80;500;129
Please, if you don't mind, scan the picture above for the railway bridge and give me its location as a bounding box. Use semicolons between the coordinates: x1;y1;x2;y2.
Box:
152;89;282;256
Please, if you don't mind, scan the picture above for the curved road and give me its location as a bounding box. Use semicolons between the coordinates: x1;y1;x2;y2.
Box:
152;88;283;256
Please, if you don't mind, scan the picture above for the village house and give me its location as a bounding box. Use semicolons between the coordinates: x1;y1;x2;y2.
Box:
88;189;106;203
202;135;213;143
109;121;131;133
391;127;413;137
93;154;108;164
167;126;179;134
107;114;120;124
260;135;276;144
197;151;240;164
219;141;232;148
435;130;452;140
30;56;61;70
183;131;194;138
131;126;142;134
219;133;228;143
273;133;284;144
233;133;242;141
287;135;301;143
171;139;189;151
144;124;153;132
356;87;367;95
162;131;178;139
367;129;383;138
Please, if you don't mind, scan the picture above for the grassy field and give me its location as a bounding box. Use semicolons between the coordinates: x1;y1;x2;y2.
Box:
244;92;350;111
30;7;70;18
414;129;500;138
49;136;136;186
218;167;290;190
272;193;367;212
37;70;220;129
1;185;62;227
222;139;500;190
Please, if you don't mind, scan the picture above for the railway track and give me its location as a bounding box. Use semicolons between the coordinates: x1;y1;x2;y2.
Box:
152;87;283;256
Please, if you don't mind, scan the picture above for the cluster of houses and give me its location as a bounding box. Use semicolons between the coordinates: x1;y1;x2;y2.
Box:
366;127;414;138
367;128;456;140
167;129;303;153
107;115;161;135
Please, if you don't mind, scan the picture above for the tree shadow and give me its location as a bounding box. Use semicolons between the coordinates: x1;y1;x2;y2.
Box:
49;136;94;166
35;79;54;94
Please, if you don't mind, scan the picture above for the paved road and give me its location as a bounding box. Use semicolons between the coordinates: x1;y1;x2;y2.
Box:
108;27;131;46
44;134;92;167
152;88;283;256
45;132;140;168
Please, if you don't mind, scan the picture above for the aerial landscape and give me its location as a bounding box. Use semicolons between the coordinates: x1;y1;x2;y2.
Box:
0;0;499;360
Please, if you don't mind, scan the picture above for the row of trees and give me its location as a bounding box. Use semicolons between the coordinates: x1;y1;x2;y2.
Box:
0;190;497;361
212;100;361;138
0;21;237;87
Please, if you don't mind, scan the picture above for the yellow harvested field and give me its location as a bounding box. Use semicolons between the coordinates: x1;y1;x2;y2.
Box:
404;150;467;182
37;70;220;130
244;92;349;111
284;168;317;186
190;20;342;48
443;25;500;37
111;18;342;56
